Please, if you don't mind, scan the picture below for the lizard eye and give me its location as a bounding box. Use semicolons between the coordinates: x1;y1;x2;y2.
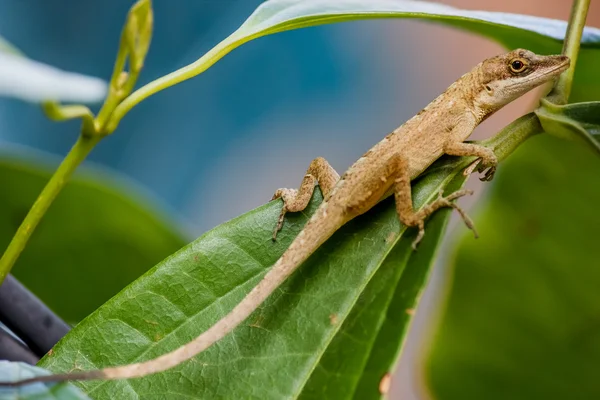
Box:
509;59;527;73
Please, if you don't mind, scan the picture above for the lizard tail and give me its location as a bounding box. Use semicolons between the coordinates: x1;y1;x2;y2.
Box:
0;204;346;386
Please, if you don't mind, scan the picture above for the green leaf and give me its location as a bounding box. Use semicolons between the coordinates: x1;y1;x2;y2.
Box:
426;134;600;399
537;100;600;153
38;164;466;399
0;146;187;322
230;0;600;40
300;185;458;400
109;0;600;131
0;361;91;400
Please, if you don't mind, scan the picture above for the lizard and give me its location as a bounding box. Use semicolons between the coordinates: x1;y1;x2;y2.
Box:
0;49;569;387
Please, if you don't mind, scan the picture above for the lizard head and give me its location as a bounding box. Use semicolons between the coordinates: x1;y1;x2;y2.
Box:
474;49;570;112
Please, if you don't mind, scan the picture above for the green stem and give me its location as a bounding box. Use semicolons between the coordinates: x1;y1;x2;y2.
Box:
484;113;542;163
42;102;96;135
0;135;101;283
104;32;251;134
95;34;129;130
550;0;590;104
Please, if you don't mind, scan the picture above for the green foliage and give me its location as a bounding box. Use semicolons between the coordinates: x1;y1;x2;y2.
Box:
300;200;453;400
426;134;600;400
0;147;187;322
0;362;90;400
38;165;466;399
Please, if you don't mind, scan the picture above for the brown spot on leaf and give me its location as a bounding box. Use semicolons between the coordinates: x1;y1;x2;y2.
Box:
405;308;415;316
329;314;339;325
379;373;392;395
386;231;397;244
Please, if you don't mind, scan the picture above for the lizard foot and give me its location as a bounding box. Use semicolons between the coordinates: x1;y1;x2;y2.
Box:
411;189;478;249
269;157;340;241
463;156;497;182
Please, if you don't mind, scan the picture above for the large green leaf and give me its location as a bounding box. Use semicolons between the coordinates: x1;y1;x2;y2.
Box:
38;162;466;399
110;0;600;130
0;361;90;400
426;134;600;399
300;192;455;400
0;146;187;322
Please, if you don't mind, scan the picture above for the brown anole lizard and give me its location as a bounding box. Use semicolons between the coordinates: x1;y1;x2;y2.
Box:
0;49;569;387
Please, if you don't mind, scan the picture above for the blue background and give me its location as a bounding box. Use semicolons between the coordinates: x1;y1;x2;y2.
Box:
0;0;419;233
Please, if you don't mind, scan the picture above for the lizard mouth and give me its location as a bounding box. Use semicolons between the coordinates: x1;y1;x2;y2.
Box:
536;55;571;77
543;56;571;74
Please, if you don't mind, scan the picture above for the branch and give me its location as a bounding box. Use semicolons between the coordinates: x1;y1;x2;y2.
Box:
548;0;590;104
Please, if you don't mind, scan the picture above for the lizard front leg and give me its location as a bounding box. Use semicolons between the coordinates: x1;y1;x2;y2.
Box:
393;155;476;249
444;142;498;181
271;157;340;240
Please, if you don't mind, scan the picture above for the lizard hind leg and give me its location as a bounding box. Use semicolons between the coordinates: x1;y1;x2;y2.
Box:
271;157;340;240
393;157;477;249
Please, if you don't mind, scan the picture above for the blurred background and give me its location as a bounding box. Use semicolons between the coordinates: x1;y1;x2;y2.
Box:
0;1;598;399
